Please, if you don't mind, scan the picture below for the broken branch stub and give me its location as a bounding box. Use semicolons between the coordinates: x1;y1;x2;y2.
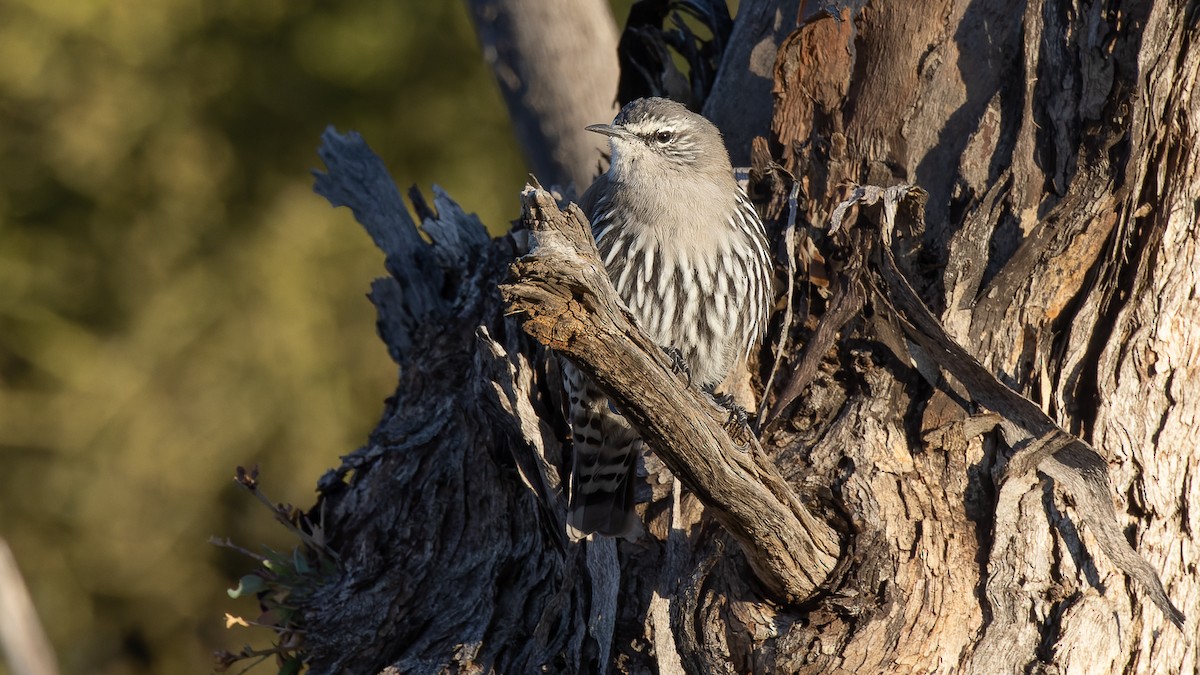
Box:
501;184;840;604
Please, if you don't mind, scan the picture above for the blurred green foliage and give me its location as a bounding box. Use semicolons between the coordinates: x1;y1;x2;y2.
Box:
0;0;552;672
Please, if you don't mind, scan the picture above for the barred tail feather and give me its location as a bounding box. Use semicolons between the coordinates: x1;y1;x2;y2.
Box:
561;361;643;540
566;434;641;540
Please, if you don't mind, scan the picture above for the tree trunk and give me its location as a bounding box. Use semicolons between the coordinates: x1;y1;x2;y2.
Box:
466;0;620;190
283;1;1199;673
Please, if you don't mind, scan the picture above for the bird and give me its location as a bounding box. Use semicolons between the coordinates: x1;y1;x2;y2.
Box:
563;97;773;540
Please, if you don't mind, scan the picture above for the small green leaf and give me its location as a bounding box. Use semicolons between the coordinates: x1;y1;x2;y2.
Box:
293;549;310;574
227;574;266;598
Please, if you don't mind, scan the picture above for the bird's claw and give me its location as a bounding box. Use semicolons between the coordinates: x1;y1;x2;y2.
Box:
663;346;691;384
705;387;751;438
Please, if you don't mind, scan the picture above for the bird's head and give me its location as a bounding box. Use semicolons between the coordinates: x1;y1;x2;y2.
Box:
587;97;732;183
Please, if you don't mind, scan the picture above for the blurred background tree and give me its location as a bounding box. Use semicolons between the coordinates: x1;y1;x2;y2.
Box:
0;0;626;672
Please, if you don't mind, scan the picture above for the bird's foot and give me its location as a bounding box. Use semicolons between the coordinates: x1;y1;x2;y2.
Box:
705;386;752;441
663;346;691;384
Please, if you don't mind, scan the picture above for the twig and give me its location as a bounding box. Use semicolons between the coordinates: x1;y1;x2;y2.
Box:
760;178;800;429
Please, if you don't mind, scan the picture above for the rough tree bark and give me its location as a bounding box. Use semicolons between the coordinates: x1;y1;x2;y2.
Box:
282;1;1199;673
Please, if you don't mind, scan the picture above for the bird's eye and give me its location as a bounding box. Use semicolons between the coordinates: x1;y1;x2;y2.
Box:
655;130;673;144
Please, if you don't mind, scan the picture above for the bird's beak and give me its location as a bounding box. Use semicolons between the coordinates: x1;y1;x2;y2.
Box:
586;123;631;140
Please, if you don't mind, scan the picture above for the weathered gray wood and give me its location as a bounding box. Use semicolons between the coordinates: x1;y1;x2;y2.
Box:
313;127;445;359
306;130;598;674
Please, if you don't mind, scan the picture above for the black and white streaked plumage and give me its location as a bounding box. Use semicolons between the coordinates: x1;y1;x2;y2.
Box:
563;97;773;540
